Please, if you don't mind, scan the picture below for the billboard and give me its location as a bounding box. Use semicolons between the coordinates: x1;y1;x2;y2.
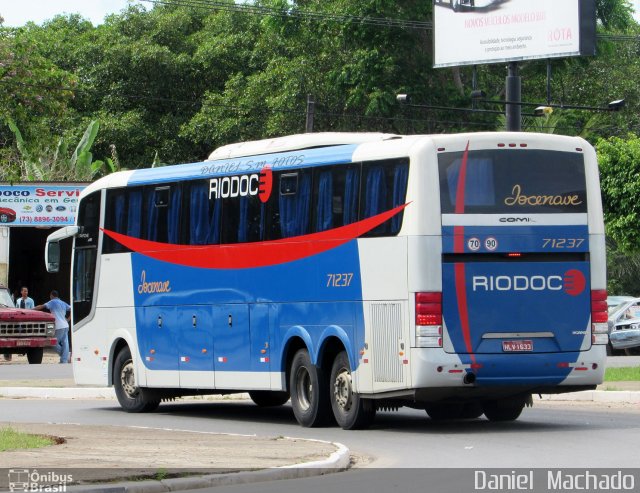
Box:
433;0;596;68
0;184;85;227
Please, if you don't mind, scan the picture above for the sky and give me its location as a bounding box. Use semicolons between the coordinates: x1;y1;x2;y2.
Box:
1;0;640;26
0;0;143;26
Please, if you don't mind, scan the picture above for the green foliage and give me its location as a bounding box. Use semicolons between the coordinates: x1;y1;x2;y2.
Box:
597;134;640;250
3;118;114;181
604;366;640;381
0;427;54;451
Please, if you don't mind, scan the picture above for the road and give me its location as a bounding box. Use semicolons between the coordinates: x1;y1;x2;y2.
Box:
1;357;638;493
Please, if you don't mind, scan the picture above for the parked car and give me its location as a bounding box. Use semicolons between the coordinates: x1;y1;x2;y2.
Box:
0;207;16;223
607;295;635;310
607;297;640;355
0;286;56;363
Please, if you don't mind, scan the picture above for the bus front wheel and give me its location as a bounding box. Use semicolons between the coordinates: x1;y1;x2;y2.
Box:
482;398;526;422
289;349;331;427
330;351;376;430
113;347;160;413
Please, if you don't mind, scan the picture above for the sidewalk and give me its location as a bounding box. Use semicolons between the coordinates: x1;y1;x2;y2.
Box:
0;422;349;492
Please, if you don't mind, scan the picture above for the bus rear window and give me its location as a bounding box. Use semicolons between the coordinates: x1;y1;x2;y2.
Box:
438;149;587;214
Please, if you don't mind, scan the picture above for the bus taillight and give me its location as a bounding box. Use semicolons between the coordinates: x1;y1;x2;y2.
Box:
591;289;609;345
416;292;443;348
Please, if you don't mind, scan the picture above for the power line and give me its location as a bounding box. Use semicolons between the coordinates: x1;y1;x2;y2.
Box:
140;0;640;43
141;0;431;30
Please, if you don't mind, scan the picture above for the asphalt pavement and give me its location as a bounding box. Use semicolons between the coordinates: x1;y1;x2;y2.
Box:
0;355;638;492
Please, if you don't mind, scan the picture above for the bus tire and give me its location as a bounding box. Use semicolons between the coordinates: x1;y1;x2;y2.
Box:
330;351;376;430
249;390;290;407
289;349;331;427
482;398;525;422
114;347;160;413
425;403;463;420
27;348;43;364
459;402;484;419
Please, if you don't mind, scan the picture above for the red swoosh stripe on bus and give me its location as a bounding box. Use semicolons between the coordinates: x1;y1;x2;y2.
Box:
453;142;476;365
101;203;409;270
453;141;470;254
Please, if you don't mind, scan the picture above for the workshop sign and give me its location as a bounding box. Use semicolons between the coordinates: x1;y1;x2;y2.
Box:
0;184;86;227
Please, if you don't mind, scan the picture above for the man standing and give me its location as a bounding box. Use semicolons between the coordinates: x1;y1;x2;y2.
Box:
35;290;71;364
15;286;35;309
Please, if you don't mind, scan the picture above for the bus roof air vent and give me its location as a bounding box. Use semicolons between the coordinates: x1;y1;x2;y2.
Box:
207;132;401;161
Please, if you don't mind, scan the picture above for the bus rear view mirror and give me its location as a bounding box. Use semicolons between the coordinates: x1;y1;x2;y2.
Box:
46;241;60;273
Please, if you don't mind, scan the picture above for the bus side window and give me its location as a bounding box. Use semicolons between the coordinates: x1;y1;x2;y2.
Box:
103;187;143;253
188;181;221;245
222;194;264;244
104;190;127;253
142;185;182;244
361;160;409;237
312;165;359;233
279;171;311;238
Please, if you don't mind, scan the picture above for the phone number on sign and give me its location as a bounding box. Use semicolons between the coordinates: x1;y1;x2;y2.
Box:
19;216;70;223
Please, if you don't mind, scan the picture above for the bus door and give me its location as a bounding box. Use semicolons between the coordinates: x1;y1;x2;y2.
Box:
438;146;591;357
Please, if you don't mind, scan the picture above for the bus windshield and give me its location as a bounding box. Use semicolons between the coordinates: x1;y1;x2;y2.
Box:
438;149;587;214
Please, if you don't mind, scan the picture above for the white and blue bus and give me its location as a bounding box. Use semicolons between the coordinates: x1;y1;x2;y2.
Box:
46;132;608;429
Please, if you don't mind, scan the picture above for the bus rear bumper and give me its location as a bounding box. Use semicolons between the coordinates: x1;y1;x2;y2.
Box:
410;345;606;391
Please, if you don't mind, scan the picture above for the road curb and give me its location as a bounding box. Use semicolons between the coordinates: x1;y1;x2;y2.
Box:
68;440;350;493
537;390;640;403
2;386;639;403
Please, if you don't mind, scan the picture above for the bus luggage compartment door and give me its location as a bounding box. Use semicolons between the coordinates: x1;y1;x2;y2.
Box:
442;260;591;354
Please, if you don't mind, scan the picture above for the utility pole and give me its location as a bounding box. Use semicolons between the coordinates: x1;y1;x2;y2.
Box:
305;95;315;133
505;62;521;131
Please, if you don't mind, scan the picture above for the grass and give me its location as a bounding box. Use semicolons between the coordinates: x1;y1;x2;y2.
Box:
0;427;55;451
604;367;640;382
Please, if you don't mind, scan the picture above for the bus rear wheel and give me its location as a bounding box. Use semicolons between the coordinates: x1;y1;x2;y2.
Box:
330;351;376;430
482;398;526;422
114;347;160;413
249;391;290;407
27;348;43;364
289;349;331;427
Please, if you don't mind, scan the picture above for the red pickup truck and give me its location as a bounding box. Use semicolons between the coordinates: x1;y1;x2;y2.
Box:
0;286;56;364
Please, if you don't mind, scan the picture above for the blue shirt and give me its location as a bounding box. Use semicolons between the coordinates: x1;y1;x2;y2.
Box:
15;297;35;309
45;298;71;330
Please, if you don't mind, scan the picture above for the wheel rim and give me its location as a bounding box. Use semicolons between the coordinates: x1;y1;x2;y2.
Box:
295;366;313;411
333;366;353;413
120;359;139;399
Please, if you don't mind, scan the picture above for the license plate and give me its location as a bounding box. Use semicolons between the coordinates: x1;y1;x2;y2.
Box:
15;340;31;347
502;340;533;352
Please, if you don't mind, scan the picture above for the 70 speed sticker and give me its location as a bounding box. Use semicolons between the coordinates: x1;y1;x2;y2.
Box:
467;237;498;252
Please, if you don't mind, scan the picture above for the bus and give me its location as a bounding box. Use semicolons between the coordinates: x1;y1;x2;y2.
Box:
45;132;608;429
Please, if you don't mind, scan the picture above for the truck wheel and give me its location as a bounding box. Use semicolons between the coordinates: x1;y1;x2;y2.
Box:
330;351;375;429
249;391;290;407
483;398;526;422
113;346;160;413
27;348;44;364
289;349;331;427
451;0;461;12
